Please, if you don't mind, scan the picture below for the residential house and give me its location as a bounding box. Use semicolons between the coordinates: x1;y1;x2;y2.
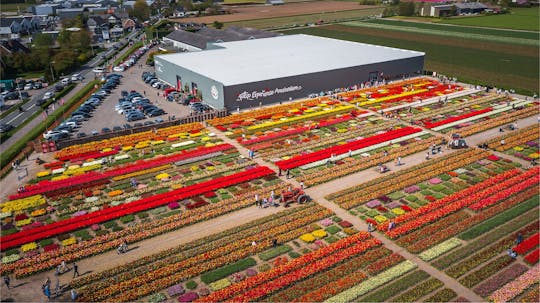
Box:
0;39;31;55
122;18;136;30
0;17;22;38
56;8;85;20
87;15;108;42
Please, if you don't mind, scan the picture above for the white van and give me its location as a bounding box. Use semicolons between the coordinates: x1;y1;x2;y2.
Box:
61;78;71;85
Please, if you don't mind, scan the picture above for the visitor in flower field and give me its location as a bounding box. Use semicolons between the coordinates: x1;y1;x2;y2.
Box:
71;289;78;301
43;283;51;300
72;262;80;278
516;233;524;245
367;223;374;233
254;194;259;207
3;275;10;289
396;157;402;166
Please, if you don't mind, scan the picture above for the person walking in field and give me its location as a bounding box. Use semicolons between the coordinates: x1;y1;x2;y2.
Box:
72;263;80;278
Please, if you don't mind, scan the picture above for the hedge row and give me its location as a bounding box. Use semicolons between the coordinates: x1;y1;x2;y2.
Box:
113;41;144;66
200;257;256;284
0;80;100;174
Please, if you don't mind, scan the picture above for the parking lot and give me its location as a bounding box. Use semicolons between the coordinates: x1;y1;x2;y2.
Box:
74;52;192;136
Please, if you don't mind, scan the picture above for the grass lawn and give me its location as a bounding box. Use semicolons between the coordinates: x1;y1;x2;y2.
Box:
440;8;539;31
361;19;538;42
225;7;384;29
283;25;539;95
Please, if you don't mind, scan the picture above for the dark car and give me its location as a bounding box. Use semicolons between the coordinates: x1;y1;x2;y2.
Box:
101;127;111;133
4;92;18;100
123;123;132;129
33;82;43;89
77;132;87;138
54;84;64;92
112;126;123;131
148;109;165;117
0;123;13;133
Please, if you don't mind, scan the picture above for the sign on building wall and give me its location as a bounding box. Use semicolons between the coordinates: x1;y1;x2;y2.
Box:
235;85;302;102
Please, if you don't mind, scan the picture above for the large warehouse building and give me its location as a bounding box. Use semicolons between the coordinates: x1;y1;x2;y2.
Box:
154;34;425;111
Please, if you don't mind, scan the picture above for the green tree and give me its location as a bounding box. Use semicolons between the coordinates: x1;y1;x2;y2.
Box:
398;1;415;16
212;20;223;29
33;33;53;49
130;0;151;22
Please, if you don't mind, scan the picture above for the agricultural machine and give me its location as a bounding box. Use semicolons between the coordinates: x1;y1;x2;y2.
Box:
280;188;311;207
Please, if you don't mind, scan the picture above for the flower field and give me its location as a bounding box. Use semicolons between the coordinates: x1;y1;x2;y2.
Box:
2;75;539;303
337;78;463;111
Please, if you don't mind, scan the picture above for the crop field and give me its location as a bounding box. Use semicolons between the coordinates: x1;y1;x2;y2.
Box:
440;8;539;31
284;25;539;95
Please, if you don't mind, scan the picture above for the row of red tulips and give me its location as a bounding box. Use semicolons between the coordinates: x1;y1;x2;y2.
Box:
424;108;493;129
197;232;376;302
468;172;540;210
9;144;234;200
386;168;538;238
524;248;539;265
275;126;422;170
377;168;522;231
0;166;274;250
514;232;539;255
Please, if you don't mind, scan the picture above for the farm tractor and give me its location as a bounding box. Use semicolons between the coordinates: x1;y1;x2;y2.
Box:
280;188;311;207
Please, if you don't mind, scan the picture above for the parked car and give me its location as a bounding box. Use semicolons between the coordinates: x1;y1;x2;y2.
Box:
54;84;64;92
0;123;13;133
33;82;43;89
71;73;83;81
43;91;54;100
61;78;71;85
92;67;105;73
24;83;33;90
43;130;69;140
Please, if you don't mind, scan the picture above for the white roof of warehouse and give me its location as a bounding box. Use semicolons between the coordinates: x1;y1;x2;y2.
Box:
156;34;424;86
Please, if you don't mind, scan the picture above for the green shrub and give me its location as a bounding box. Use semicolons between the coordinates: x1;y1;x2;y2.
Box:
185;280;197;290
418;183;428;190
366;210;379;217
406;195;418;202
200;257;256;284
433;192;446;199
431;184;446;192
74;230;90;238
112;226;124;232
259;245;292;261
332;216;342;222
136;212;149;218
388;191;405;200
325;236;339;244
421;189;433;196
416;199;428;206
288;251;301;259
157;209;182;219
39;238;54;247
119;215;135;224
95;230;109;236
439;174;451;181
356;207;367;213
103;220;118;229
325;225;341;234
4;248;20;256
1;228;17;236
441;188;454;195
258;263;271;272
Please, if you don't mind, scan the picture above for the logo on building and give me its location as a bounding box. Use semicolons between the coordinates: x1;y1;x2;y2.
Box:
236;85;302;102
211;85;219;100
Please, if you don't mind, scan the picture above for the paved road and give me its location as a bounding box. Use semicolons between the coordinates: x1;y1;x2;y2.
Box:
0;30;141;154
0;30;139;132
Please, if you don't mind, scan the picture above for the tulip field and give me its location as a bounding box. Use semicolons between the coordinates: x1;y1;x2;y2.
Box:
1;76;539;302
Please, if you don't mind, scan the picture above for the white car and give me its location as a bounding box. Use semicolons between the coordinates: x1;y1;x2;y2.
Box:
43;130;68;140
71;73;83;81
24;83;33;90
43;92;54;100
92;67;105;73
113;65;125;72
61;78;71;85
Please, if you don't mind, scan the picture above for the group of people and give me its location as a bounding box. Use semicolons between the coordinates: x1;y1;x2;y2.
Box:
254;191;279;208
117;240;129;254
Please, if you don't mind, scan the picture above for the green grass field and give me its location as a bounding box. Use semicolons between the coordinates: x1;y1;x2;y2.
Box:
224;7;384;29
363;19;538;41
1;2;32;12
284;25;539;95
440;8;539;31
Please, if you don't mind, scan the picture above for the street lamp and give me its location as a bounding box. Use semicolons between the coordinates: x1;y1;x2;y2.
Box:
49;61;56;82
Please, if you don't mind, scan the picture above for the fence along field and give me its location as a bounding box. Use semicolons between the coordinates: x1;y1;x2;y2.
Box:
284;25;539;95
